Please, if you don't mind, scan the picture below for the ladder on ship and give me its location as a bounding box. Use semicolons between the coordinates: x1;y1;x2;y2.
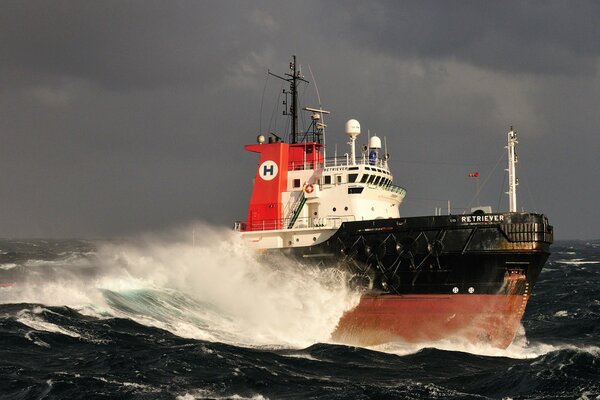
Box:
287;193;307;229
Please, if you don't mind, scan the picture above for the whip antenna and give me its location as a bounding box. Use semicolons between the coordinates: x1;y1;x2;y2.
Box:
308;64;326;159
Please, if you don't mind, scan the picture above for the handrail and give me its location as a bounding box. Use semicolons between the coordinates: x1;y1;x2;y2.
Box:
287;156;390;171
287;194;307;229
237;215;356;232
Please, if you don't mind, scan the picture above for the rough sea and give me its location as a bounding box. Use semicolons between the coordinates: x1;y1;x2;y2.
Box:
1;226;599;399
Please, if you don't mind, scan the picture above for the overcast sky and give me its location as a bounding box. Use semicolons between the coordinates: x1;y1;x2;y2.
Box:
1;0;599;239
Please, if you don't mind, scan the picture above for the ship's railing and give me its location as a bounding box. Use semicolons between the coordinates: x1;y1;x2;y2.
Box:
387;184;407;197
288;155;389;171
234;215;356;232
323;155;389;170
289;161;322;171
360;180;407;197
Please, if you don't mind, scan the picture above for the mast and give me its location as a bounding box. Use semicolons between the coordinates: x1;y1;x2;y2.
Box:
507;126;518;212
291;55;298;143
269;55;308;144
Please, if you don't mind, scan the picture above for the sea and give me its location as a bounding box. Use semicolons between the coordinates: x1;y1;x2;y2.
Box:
1;225;599;399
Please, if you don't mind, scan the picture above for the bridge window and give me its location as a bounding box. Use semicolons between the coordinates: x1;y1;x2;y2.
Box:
367;175;376;184
336;175;343;184
324;175;332;185
373;176;381;185
360;174;369;183
348;173;358;183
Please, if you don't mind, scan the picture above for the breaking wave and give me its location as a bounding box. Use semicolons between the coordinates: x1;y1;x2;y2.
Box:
1;224;359;348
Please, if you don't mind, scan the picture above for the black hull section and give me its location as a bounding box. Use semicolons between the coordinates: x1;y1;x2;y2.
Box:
278;212;553;296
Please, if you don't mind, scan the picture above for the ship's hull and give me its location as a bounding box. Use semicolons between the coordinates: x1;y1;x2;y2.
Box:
272;212;553;348
332;294;529;348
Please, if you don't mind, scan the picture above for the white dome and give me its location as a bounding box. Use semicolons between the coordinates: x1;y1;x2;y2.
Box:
345;119;361;138
369;135;382;149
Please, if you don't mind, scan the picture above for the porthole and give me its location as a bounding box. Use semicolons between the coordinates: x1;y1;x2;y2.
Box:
333;207;337;212
344;206;348;211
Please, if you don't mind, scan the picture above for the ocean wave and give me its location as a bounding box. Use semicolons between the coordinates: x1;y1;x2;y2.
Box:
556;258;599;266
1;227;360;349
16;306;82;339
2;237;599;400
0;263;18;270
176;390;268;400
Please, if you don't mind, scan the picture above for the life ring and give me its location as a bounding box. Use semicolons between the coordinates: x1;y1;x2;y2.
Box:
305;184;314;194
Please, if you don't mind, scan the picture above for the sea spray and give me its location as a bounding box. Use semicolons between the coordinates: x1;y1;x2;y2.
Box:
96;223;361;347
1;223;361;347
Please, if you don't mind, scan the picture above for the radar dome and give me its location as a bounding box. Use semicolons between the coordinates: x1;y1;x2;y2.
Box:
369;135;382;149
345;119;361;139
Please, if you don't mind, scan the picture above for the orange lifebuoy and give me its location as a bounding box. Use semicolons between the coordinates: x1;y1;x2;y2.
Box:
305;184;314;194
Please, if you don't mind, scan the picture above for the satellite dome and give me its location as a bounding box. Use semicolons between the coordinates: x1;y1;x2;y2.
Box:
369;135;382;149
345;119;361;139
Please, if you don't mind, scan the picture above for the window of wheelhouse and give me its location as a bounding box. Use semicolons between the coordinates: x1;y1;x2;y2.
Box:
324;175;332;185
348;173;358;183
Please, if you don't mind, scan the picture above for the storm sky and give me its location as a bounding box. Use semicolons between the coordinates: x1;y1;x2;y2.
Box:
1;1;599;239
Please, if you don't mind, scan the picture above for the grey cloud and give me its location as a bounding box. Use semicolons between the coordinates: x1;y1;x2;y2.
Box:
327;1;600;75
0;1;598;239
0;1;274;91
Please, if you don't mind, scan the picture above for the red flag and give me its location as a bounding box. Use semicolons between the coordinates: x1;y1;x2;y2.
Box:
468;172;479;177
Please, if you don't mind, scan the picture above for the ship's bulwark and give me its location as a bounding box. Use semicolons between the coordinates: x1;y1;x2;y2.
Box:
276;212;553;348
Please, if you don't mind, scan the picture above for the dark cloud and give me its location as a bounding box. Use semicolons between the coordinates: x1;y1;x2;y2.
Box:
0;1;598;239
329;1;600;75
0;0;274;90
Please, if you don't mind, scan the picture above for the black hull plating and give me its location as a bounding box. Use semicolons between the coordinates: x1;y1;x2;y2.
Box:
279;212;553;296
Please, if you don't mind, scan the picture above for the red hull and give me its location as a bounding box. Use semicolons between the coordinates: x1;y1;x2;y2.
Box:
332;293;529;348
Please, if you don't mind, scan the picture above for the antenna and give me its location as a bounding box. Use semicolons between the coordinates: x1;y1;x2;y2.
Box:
308;64;326;159
382;136;390;168
291;55;298;143
506;126;518;212
268;55;308;144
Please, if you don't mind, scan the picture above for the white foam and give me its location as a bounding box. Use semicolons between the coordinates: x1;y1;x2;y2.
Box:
0;263;17;270
2;222;359;349
17;307;81;338
371;325;600;359
95;224;360;347
176;391;268;400
556;258;599;266
554;310;569;317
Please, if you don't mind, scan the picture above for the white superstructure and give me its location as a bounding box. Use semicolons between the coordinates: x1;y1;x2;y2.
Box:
237;118;406;250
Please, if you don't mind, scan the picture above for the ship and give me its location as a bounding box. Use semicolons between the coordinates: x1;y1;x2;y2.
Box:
234;56;553;348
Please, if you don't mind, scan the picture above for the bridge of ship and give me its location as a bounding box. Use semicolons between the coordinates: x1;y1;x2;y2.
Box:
236;154;406;232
